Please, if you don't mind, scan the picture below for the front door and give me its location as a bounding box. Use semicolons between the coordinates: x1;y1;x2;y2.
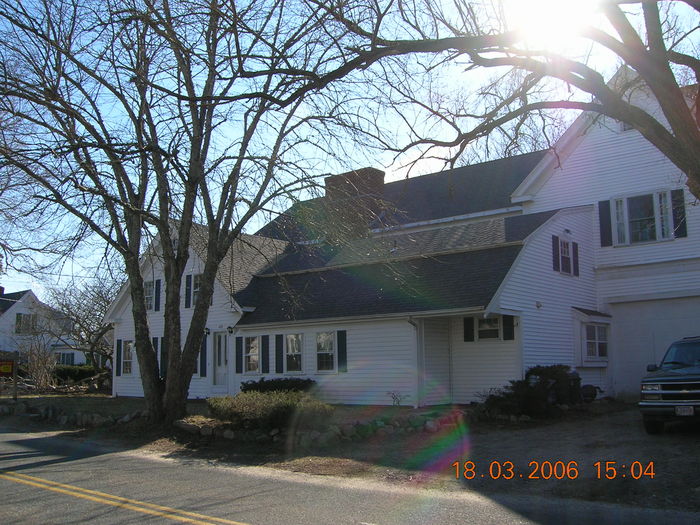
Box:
213;332;228;388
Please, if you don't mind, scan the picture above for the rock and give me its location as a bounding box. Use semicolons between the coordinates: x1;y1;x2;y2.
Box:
327;425;341;436
298;433;312;448
140;410;150;420
383;425;395;435
223;429;235;440
375;427;388;437
374;419;385;428
518;415;532;422
200;425;214;437
92;415;112;427
309;430;321;441
424;420;439;433
509;415;518;423
13;402;27;415
58;415;68;426
269;428;280;437
558;404;570;412
117;413;133;424
173;419;200;434
0;405;10;416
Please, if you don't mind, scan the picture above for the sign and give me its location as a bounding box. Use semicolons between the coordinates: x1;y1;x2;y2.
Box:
0;360;13;378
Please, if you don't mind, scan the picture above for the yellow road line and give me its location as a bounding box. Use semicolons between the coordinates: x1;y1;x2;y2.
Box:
0;470;250;525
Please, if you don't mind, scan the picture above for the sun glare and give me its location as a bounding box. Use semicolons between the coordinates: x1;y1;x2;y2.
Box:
503;0;602;52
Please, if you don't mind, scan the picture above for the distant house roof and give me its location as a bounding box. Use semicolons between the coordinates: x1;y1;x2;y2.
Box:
235;244;522;325
257;151;546;242
0;290;29;315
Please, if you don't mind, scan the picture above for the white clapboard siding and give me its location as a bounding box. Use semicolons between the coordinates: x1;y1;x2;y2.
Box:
495;208;608;390
421;318;451;406
236;319;418;406
112;248;239;399
522;114;699;270
449;317;520;403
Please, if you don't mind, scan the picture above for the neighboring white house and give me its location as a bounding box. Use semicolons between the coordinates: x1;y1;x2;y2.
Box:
0;287;86;365
107;91;698;406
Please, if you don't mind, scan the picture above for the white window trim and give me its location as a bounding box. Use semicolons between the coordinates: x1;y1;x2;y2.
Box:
284;333;304;374
244;336;260;375
315;331;337;373
144;280;154;311
122;340;134;375
611;190;674;246
582;323;609;364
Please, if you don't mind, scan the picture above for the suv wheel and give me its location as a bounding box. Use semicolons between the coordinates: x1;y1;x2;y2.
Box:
643;418;664;435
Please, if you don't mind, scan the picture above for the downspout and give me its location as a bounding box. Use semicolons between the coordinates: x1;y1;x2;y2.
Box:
409;316;422;408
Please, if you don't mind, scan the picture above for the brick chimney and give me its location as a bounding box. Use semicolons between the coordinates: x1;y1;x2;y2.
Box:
324;167;385;200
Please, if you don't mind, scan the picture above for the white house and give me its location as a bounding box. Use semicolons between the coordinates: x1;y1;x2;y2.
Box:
0;287;85;365
108;93;697;406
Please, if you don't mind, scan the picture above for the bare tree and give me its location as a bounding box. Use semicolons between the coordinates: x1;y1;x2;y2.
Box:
47;276;119;369
0;0;388;422
315;0;700;196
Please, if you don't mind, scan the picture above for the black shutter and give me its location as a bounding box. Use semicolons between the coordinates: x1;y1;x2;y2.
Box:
275;334;284;373
115;340;122;376
463;317;474;342
160;337;168;379
235;337;243;374
261;335;270;374
502;315;515;341
154;279;161;311
200;334;207;377
598;200;613;247
337;330;347;373
552;235;560;271
671;189;687;238
572;242;580;276
185;274;192;308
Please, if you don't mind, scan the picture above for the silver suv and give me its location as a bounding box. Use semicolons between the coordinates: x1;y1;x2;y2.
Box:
639;336;700;434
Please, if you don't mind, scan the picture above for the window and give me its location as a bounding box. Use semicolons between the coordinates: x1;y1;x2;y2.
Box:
122;341;134;374
144;280;154;310
244;336;259;373
55;352;75;365
552;235;579;276
477;318;500;340
612;191;674;245
15;313;37;334
192;274;202;306
316;332;335;371
584;324;608;360
285;334;303;373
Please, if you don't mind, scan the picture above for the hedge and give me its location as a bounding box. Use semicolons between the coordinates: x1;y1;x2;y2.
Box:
239;377;316;393
54;365;100;383
207;391;333;431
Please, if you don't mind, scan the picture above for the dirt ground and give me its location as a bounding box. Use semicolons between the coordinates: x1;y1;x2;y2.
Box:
3;400;699;512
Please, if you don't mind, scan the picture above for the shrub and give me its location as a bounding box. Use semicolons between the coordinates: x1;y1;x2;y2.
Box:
54;365;99;383
482;364;578;418
239;376;316;393
207;391;333;431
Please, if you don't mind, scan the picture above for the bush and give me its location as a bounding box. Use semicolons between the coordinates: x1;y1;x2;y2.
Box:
54;365;99;383
239;376;316;393
482;364;579;419
207;391;333;431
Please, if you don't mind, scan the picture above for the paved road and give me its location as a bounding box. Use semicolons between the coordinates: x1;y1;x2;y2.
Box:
1;419;699;525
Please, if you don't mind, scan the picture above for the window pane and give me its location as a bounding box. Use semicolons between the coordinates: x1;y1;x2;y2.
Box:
317;353;334;371
657;192;671;239
597;326;608;341
317;332;334;353
586;325;596;340
287;354;302;372
246;355;259;372
598;343;608;357
144;281;154;310
614;199;627;244
627;194;656;243
478;318;500;339
586;342;597;357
